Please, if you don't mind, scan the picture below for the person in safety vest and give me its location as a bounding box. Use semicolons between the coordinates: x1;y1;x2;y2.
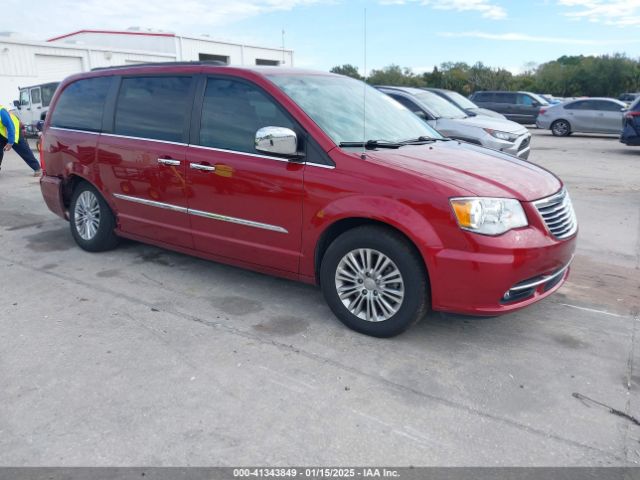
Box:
0;105;42;176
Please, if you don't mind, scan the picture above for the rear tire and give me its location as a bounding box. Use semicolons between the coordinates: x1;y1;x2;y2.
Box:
320;226;429;337
551;119;571;137
69;181;119;252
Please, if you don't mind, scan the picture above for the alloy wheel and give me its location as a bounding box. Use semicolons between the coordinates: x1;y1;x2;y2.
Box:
553;121;569;136
334;248;405;322
74;190;101;241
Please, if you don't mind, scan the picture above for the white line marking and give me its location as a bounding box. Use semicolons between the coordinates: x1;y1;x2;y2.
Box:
560;303;625;318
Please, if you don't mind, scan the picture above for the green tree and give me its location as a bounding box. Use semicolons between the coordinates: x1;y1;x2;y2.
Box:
366;65;425;87
330;64;363;80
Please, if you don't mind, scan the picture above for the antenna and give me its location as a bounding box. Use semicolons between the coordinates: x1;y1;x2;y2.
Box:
361;8;367;160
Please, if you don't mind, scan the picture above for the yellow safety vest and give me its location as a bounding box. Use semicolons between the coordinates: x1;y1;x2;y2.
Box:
0;104;20;143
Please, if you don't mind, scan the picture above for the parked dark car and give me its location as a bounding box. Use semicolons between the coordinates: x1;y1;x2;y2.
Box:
619;93;639;104
469;91;550;124
621;97;640;146
422;88;506;119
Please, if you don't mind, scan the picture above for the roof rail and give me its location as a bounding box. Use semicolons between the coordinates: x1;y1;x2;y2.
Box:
91;60;227;72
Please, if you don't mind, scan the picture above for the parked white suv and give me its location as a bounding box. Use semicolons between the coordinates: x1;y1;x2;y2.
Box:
378;86;532;159
12;82;59;135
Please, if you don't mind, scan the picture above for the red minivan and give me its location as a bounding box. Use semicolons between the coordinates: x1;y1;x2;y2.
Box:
40;63;577;337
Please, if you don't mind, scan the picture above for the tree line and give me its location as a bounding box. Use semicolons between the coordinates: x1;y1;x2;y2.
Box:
330;54;640;97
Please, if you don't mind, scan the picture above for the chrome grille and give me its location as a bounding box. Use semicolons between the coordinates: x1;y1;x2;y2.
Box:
534;189;577;239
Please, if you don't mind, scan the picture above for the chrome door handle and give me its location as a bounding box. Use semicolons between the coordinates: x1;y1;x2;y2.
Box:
158;158;181;166
190;163;216;172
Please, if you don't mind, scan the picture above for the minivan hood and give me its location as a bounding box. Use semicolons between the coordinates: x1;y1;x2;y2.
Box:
451;115;527;134
362;141;560;201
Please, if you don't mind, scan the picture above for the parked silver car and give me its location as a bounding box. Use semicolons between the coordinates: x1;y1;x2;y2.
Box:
537;97;627;136
422;88;507;119
378;86;531;159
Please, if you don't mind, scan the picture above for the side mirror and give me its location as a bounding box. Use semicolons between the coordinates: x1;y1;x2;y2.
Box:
13;100;20;109
255;126;299;158
532;101;540;108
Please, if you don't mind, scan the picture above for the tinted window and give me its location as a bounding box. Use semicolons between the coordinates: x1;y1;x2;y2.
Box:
565;101;587;110
115;76;193;142
31;88;41;104
567;100;609;111
444;91;476;109
591;100;624;112
415;91;467;119
630;97;640;112
517;94;535;106
473;92;492;102
51;77;112;132
388;94;423;115
199;78;295;153
525;92;549;105
495;92;516;103
41;84;58;107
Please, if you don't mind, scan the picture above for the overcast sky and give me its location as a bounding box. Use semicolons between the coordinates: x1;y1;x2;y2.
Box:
5;0;640;73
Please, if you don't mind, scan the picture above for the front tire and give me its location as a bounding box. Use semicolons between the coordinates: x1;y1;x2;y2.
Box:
69;181;119;252
320;226;429;337
551;119;571;137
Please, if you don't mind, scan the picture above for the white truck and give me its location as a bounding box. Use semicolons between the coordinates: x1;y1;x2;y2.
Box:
12;82;60;136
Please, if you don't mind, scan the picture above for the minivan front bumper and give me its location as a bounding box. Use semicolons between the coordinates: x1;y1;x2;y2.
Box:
426;201;577;316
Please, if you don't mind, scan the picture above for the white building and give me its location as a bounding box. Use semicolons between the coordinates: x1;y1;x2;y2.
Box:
0;29;294;107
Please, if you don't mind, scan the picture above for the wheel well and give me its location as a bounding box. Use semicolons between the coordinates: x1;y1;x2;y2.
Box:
314;217;428;285
62;175;84;208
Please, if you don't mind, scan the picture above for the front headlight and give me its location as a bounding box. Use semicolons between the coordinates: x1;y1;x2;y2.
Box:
484;128;519;143
450;197;528;235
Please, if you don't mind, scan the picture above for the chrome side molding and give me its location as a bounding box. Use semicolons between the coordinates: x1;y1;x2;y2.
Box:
113;193;288;234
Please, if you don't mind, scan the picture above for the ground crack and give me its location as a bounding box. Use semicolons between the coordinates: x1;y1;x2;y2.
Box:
572;392;640;427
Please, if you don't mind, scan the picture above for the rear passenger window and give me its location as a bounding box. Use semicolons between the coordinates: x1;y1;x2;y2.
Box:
592;100;623;112
565;101;587;110
473;92;491;102
199;78;295;154
114;76;193;143
495;93;515;103
50;77;112;132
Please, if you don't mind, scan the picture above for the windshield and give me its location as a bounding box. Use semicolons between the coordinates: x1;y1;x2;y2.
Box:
529;92;550;106
266;74;442;145
414;91;468;119
444;91;477;110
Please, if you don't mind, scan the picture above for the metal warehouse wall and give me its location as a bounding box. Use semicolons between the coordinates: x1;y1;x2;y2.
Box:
1;32;296;107
0;38;174;106
51;31;176;54
178;37;293;66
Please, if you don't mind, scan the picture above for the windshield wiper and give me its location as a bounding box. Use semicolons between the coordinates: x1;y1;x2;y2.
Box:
399;136;452;145
339;137;452;150
339;140;404;150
